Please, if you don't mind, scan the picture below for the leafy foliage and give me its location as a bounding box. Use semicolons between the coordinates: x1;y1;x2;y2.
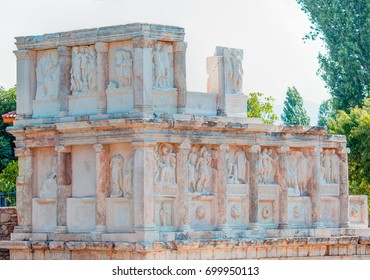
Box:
0;86;16;171
317;98;335;128
247;92;279;124
0;160;17;206
328;99;370;209
281;87;310;125
297;0;370;111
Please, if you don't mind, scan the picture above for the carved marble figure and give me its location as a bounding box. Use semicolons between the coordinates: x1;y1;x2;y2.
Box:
35;50;59;100
110;154;124;197
330;149;339;183
296;151;309;195
159;203;166;227
153;42;170;88
115;49;133;88
70;46;97;94
226;148;237;184
322;149;331;183
123;154;133;195
195;147;211;192
287;151;299;193
188;146;198;192
235;148;248;183
224;48;243;94
158;144;176;184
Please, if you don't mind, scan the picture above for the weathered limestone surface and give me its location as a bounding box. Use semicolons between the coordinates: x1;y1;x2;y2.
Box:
1;23;369;260
0;208;18;260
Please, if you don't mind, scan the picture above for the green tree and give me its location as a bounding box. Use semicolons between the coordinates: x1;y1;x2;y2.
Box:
0;160;18;206
317;98;335;128
247;92;279;124
327;99;370;210
281;87;310;125
0;86;16;171
297;0;370;111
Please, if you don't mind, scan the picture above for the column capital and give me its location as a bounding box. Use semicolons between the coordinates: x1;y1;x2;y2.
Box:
13;50;36;60
95;42;109;53
132;37;155;48
93;144;110;153
219;143;229;152
55;145;71;153
57;46;72;56
14;147;32;157
277;145;290;154
179;139;191;150
249;145;261;154
173;41;188;52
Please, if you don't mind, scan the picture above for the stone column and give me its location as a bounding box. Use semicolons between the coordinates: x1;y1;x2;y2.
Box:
177;139;192;231
93;144;110;232
277;145;290;229
206;56;226;116
217;144;230;230
57;46;72;117
95;42;109;115
132;141;156;232
311;147;324;228
338;147;350;228
132;38;154;113
14;50;37;119
248;145;261;229
14;148;33;233
173;42;188;114
54;146;72;233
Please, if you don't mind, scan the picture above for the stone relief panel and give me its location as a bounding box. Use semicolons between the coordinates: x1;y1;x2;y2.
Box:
155;201;174;229
108;42;134;90
226;147;249;184
39;155;58;198
286;149;312;196
187;145;217;194
70;45;97;95
190;196;216;230
152;42;174;89
321;149;339;184
257;148;277;185
35;50;59;100
155;143;177;185
106;197;133;232
349;195;368;228
321;197;340;227
288;197;312;227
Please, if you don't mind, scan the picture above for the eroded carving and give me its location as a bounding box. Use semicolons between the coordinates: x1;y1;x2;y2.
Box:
224;48;243;94
159;203;167;227
156;143;176;184
153;42;171;89
258;148;277;184
35;50;59;100
262;206;271;220
70;46;97;95
39;156;58;198
196;206;205;220
195;147;211;192
231;204;241;220
113;49;133;88
321;149;339;184
110;154;124;197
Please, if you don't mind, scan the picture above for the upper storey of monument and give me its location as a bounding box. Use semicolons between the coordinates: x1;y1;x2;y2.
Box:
12;23;257;127
15;23;185;50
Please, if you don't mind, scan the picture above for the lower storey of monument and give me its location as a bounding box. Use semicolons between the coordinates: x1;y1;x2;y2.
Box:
3;229;370;260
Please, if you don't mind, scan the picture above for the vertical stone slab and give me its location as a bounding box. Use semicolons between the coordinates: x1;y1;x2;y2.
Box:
248;145;261;229
311;147;324;228
173;42;188;113
206;56;225;116
338;147;350;228
54;146;72;233
14;50;37;119
217;144;230;230
95;42;109;115
57;46;72;117
177;139;192;231
132;38;154;113
93;144;110;232
132;141;156;232
14;148;33;233
277;145;290;229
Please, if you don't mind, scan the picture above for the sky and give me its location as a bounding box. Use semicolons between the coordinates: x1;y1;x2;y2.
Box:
0;0;330;125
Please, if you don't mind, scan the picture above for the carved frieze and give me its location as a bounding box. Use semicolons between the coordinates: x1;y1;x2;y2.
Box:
35;50;59;100
155;143;176;185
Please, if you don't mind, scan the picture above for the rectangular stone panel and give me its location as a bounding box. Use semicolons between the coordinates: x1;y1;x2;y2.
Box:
190;195;216;230
227;197;248;229
67;197;95;232
288;196;312;228
68;95;97;116
259;198;278;228
33;98;59;118
185;91;217;116
349;195;368;228
321;197;340;227
321;184;340;196
106;197;133;232
32;198;57;232
106;88;134;114
153;89;178;114
71;145;96;197
155;199;175;230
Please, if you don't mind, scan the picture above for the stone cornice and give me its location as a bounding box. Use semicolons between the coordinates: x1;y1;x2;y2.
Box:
15;23;185;50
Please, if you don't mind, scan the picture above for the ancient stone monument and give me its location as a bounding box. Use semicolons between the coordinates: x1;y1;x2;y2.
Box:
1;23;369;260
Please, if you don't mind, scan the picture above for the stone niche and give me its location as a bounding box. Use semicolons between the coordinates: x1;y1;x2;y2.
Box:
2;23;369;260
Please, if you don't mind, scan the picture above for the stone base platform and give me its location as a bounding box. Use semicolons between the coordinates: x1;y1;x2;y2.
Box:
2;229;370;260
